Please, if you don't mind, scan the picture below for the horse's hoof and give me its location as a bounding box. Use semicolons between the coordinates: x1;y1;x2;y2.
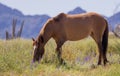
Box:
97;62;102;65
104;60;110;66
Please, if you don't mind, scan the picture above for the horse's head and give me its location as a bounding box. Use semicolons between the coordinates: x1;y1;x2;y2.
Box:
31;16;60;63
32;37;44;63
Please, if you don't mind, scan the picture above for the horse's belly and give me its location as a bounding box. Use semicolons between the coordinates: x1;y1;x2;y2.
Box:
66;30;91;41
64;18;92;41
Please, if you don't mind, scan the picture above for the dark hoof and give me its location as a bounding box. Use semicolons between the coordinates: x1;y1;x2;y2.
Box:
104;60;109;66
57;59;67;67
97;62;102;65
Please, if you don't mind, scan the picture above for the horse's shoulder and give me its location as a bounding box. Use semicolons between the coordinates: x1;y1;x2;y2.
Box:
58;12;66;16
53;13;66;22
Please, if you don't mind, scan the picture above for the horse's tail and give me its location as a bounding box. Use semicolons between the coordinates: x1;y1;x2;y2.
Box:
102;20;108;54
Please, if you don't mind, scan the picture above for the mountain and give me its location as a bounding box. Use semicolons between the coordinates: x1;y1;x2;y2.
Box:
0;3;23;16
68;7;86;14
0;3;50;39
0;3;120;39
108;12;120;29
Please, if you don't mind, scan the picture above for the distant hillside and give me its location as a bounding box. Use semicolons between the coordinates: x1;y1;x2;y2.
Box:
108;12;120;29
0;3;120;39
68;7;86;14
0;3;50;39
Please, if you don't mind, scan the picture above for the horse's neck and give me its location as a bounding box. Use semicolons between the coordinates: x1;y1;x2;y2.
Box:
38;32;51;46
38;24;53;46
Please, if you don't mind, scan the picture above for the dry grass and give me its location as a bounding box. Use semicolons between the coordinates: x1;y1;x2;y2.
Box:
0;37;120;76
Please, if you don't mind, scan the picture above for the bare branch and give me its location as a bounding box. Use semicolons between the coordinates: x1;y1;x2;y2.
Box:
12;19;17;38
17;21;24;37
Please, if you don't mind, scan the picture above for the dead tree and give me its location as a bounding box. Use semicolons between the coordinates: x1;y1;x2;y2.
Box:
6;31;9;40
12;19;17;39
5;19;24;40
112;25;120;38
17;21;24;38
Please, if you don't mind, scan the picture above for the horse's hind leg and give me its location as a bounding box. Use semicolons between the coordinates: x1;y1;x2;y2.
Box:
97;41;103;65
103;51;109;65
91;33;103;65
102;43;109;65
55;40;65;65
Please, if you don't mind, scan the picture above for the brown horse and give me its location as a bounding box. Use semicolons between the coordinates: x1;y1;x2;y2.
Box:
32;12;109;65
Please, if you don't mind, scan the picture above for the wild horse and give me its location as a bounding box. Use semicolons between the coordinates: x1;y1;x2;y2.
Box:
32;12;109;65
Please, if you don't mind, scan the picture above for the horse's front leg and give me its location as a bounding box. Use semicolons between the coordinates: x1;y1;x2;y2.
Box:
56;47;64;64
55;40;65;65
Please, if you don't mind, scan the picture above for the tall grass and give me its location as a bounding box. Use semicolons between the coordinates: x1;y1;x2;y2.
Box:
0;39;32;75
0;38;120;76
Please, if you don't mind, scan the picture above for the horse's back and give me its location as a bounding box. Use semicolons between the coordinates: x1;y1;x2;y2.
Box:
62;12;106;40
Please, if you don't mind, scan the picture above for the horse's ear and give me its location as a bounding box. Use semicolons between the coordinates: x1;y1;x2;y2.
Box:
32;37;35;41
40;36;44;43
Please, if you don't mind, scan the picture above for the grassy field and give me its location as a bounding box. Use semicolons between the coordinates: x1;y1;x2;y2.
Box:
0;37;120;76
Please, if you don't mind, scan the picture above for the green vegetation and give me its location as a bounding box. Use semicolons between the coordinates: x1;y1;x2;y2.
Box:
0;37;120;76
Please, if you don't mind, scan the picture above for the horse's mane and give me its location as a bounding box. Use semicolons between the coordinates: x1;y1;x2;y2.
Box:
53;13;66;22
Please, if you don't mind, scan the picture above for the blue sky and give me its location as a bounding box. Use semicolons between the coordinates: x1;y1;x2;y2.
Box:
0;0;120;17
